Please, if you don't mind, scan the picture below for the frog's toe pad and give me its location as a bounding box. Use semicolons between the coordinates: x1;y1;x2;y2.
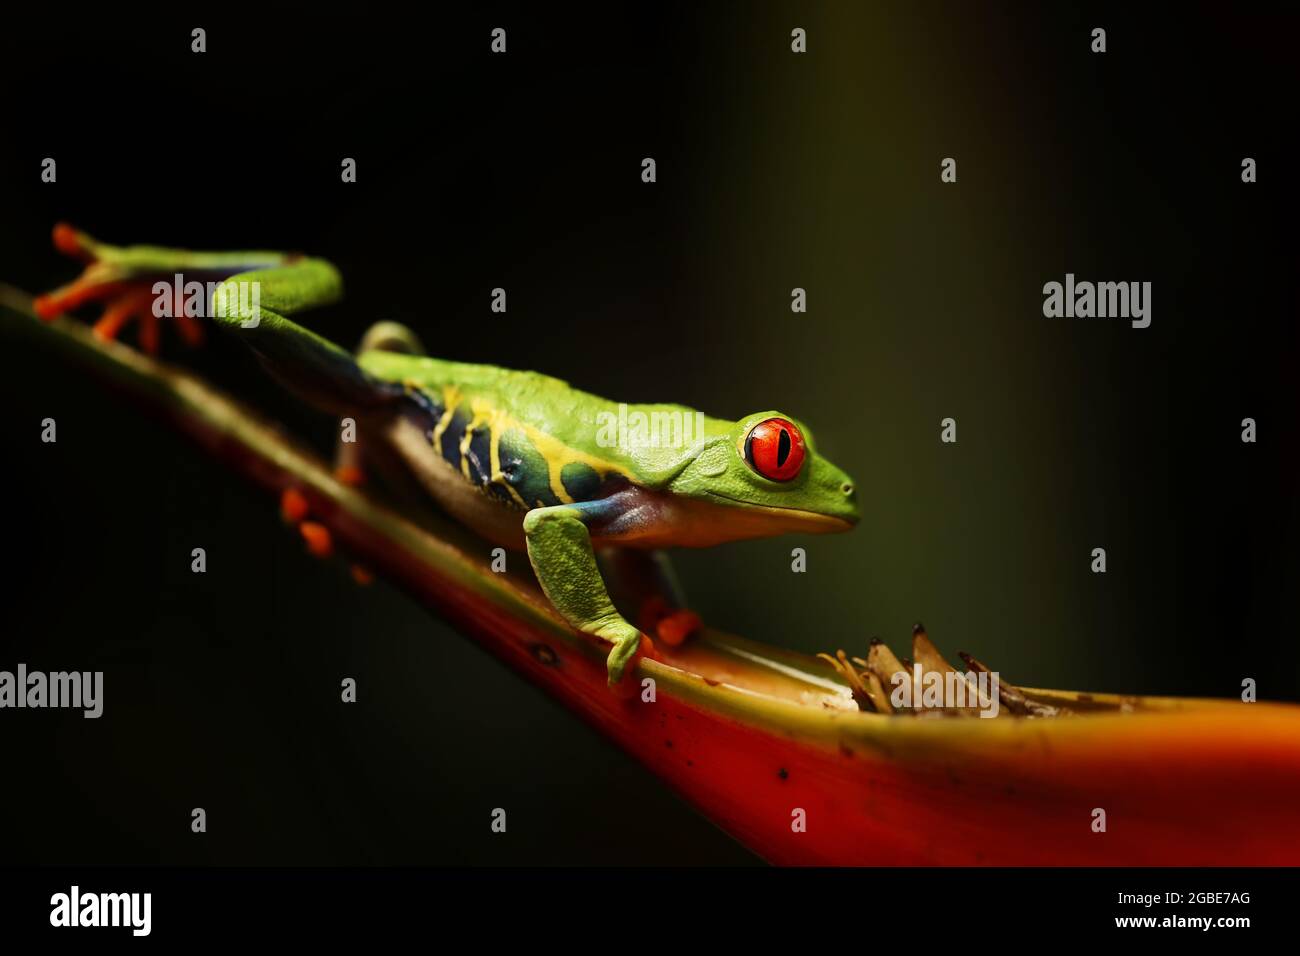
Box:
299;521;334;559
637;597;701;647
655;610;701;647
280;487;369;582
334;464;367;487
605;630;654;691
637;598;702;650
280;487;311;524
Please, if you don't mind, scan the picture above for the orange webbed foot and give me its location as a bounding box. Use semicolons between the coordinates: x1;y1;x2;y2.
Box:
34;223;204;355
655;610;701;647
637;596;702;648
281;486;375;587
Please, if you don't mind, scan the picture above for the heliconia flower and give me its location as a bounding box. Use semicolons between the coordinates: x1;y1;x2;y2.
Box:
5;274;1299;866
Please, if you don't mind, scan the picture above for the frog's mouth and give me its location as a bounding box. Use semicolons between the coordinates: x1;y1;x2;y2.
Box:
703;492;857;534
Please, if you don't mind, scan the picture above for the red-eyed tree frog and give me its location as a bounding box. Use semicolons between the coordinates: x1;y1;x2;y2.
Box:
36;226;860;687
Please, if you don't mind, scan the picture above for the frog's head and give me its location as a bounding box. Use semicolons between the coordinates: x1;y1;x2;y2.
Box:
669;410;859;537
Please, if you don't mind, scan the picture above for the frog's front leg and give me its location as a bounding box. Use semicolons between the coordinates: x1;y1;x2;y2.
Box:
523;500;650;687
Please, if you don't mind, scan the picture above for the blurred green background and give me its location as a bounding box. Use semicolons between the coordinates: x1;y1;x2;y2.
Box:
0;3;1295;864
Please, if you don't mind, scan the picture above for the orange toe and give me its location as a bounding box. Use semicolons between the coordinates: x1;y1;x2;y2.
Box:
92;299;136;341
39;268;203;354
35;278;127;321
89;288;154;344
52;222;92;260
175;309;205;348
280;487;310;524
656;610;701;647
32;294;60;320
299;521;333;558
335;465;366;487
137;310;160;355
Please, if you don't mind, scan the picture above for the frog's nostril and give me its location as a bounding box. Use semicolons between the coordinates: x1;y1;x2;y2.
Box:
841;482;854;496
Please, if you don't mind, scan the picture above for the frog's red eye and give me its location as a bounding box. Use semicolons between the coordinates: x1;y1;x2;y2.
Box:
744;418;805;482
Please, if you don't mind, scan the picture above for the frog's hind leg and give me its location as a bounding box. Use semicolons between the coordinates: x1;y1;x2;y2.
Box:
33;223;233;353
296;319;433;584
334;321;428;486
278;322;428;579
210;265;410;419
598;548;702;648
356;320;426;357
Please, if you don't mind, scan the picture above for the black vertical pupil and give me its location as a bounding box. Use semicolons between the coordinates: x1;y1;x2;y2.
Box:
776;428;791;467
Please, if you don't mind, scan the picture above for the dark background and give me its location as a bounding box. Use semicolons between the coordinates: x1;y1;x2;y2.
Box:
0;3;1295;865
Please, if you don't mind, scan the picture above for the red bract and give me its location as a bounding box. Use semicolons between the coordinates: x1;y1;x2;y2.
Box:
7;285;1300;866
